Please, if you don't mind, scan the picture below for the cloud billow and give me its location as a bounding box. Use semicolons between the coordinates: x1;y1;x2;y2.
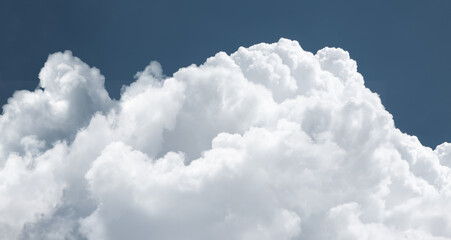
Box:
1;39;451;239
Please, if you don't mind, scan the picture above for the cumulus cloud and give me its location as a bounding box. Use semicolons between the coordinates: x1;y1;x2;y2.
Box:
1;39;451;239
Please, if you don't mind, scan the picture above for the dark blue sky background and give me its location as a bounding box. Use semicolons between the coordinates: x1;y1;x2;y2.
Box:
1;0;450;148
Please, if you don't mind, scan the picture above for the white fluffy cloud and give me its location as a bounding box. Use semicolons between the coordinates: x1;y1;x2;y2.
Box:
1;39;451;239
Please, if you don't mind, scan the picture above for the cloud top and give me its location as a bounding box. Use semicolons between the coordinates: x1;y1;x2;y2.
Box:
1;39;451;239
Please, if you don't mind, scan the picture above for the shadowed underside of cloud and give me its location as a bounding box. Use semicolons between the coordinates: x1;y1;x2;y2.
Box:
1;39;451;239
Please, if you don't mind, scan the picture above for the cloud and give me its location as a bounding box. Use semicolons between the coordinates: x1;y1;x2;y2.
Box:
1;39;451;239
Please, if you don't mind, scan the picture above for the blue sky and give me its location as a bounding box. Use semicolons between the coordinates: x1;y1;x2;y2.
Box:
1;0;451;148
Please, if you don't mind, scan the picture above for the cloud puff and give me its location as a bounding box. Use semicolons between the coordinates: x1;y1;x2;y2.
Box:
1;39;451;239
